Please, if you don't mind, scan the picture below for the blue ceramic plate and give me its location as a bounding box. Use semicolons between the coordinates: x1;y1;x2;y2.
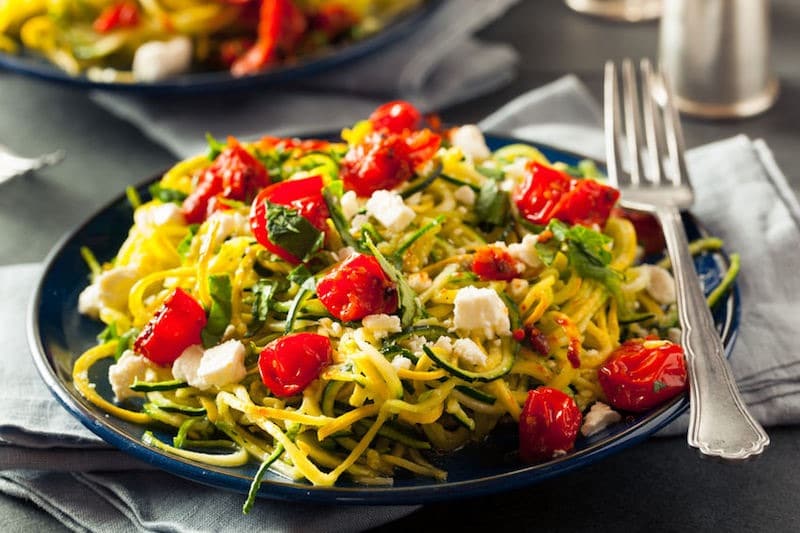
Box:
28;137;740;504
0;1;438;95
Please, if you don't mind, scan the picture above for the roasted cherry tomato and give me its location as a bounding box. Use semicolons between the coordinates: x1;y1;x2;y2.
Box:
257;135;331;153
258;333;332;397
249;175;330;264
182;142;270;224
472;245;519;281
133;288;207;366
369;100;423;134
317;253;398;321
519;387;582;463
232;0;307;76
405;128;442;167
556;179;620;227
93;2;140;33
598;338;688;412
341;133;414;197
513;162;619;228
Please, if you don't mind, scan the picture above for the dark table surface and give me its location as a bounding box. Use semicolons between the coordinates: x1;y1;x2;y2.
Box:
2;0;799;531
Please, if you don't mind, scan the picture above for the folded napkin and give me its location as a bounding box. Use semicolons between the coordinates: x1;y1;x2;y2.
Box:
91;0;520;159
4;74;800;531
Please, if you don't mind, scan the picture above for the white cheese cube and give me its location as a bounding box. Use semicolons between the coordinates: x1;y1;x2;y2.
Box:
108;350;150;401
407;271;432;293
134;202;185;228
340;190;361;220
453;338;488;367
391;355;413;371
132;37;192;82
196;340;248;390
508;234;542;268
171;344;204;387
433;335;454;355
580;402;622;437
450;125;491;162
78;264;142;317
453;286;511;339
362;314;402;340
454;185;476;206
366;190;416;232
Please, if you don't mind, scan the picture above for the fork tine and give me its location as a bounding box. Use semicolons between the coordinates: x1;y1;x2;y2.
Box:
639;58;666;185
621;58;645;185
603;61;623;189
654;67;690;186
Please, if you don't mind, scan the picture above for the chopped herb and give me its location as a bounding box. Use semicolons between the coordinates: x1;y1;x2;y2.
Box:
476;165;505;181
284;276;316;333
363;235;421;328
653;380;667;393
322;181;362;251
206;132;226;160
176;224;200;258
265;201;324;262
251;279;278;323
475;179;509;227
97;322;139;360
202;274;232;347
149;183;188;204
287;264;313;285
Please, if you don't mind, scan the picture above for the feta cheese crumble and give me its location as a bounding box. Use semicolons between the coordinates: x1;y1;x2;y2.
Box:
508;234;542;268
362;313;402;339
580;402;622;437
171;340;247;390
132;37;192;82
453;338;488;367
108;350;150;401
452;286;511;339
450;125;491;162
366;190;416;232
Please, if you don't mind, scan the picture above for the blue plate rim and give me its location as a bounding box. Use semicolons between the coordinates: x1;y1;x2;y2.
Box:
0;0;440;95
27;135;741;504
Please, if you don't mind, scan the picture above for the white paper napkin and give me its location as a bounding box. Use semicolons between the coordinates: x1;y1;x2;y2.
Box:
91;0;520;158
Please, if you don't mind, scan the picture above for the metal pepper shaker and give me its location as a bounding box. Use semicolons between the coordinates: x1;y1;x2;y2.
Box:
658;0;779;119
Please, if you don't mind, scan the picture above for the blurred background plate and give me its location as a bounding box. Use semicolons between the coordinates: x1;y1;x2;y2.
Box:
0;0;439;95
28;137;740;504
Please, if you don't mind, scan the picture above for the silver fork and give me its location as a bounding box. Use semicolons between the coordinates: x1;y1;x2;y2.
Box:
605;58;769;461
0;144;65;184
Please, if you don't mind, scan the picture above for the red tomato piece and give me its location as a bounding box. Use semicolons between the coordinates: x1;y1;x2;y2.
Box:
369;101;423;134
182;142;270;224
405;128;442;167
257;136;331;153
472;245;520;281
249;175;330;264
554;179;620;227
519;387;582;463
133;288;207;366
513;162;573;226
316;254;398;322
612;207;665;255
231;0;307;76
513;162;620;228
341;133;414;197
258;333;332;397
93;2;140;33
598;338;688;412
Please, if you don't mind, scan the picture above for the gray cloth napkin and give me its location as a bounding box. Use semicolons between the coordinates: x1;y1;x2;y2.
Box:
4;74;800;531
91;0;520;158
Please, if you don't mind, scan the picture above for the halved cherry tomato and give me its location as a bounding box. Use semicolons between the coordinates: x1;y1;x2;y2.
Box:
341;133;414;197
316;253;398;321
231;0;307;76
556;179;620;228
258;332;332;397
341;130;440;197
133;288;207;366
513;162;619;228
513;162;573;226
598;338;688;412
369;100;422;134
612;207;665;255
182;141;270;224
472;245;519;281
249;175;329;264
519;386;582;463
93;2;140;33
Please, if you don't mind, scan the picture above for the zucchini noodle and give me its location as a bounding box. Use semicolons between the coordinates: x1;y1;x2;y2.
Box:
71;114;737;503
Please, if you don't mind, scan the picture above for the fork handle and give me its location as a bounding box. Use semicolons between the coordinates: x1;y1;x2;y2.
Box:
656;205;769;461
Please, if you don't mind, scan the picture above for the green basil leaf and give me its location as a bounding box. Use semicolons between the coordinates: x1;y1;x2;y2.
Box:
363;235;421;328
265;201;324;262
206;132;226;160
148;183;188;204
202;274;232;347
475;179;509;227
322;182;362;251
176;224;200;258
251;279;277;323
284;276;317;333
